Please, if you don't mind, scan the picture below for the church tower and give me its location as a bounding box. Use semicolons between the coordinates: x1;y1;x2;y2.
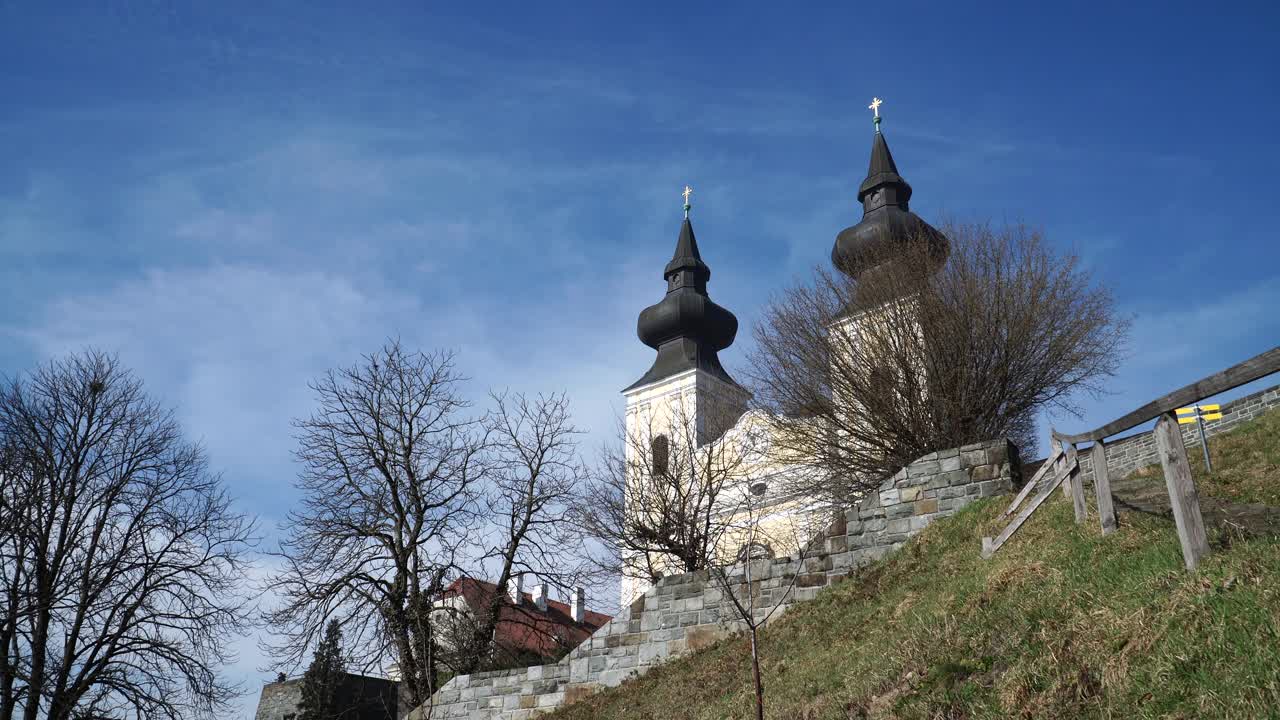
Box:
827;99;949;459
622;188;748;448
620;190;748;605
831;99;949;290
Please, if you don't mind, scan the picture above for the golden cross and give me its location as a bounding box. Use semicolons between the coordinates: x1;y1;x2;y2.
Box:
682;185;693;207
868;97;883;118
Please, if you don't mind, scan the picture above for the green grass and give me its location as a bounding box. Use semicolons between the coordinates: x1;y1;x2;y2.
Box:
1126;405;1280;507
550;415;1280;720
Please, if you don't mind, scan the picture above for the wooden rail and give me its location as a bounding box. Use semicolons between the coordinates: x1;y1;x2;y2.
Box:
986;345;1279;570
1052;346;1280;445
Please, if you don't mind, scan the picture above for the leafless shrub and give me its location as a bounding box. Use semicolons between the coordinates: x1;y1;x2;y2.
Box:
747;222;1128;505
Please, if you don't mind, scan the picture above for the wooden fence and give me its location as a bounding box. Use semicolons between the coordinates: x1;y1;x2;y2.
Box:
983;346;1280;570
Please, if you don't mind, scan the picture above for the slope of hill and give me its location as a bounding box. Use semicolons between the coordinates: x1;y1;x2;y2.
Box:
550;409;1280;719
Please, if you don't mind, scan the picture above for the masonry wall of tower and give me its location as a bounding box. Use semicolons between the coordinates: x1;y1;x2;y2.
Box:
619;368;751;606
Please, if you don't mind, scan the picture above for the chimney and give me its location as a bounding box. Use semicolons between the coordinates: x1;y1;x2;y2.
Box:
508;573;524;605
570;587;586;623
533;583;549;612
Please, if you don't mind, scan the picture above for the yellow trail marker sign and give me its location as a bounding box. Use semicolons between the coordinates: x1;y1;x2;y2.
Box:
1175;404;1222;470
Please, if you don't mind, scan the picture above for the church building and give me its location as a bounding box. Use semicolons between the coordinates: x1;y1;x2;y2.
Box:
619;100;948;605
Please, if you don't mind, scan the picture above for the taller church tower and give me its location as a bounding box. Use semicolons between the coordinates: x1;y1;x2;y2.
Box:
827;100;950;459
831;100;949;291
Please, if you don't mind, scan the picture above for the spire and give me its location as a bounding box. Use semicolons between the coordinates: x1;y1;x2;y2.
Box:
831;98;948;282
626;190;740;391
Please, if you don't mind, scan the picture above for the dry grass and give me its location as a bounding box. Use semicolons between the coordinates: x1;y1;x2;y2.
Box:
1128;405;1280;507
548;410;1280;719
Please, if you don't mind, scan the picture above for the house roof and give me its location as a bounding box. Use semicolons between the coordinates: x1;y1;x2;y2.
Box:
441;578;612;657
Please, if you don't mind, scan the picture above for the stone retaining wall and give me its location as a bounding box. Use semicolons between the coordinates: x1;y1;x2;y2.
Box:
411;439;1020;719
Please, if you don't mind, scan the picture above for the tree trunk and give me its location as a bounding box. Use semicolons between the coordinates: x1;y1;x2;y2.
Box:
749;625;764;720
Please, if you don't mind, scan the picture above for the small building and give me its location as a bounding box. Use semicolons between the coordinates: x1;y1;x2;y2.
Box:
435;577;611;668
254;672;401;720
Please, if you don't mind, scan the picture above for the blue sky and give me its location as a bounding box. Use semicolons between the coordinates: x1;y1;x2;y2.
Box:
2;1;1278;715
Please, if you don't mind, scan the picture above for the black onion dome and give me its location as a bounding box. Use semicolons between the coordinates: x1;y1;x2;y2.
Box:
626;218;740;391
832;129;949;279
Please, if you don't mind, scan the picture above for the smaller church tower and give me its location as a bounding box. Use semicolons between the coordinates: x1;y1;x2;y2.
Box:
623;188;748;447
620;188;748;605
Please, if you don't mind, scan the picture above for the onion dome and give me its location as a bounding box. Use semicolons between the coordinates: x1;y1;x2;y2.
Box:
625;209;740;392
831;105;948;282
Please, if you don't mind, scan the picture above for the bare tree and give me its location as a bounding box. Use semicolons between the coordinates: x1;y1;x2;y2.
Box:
0;351;254;720
708;495;819;720
452;391;590;674
747;222;1129;505
575;399;759;598
262;342;488;712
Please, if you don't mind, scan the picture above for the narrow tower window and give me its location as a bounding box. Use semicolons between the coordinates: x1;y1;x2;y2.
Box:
651;434;669;477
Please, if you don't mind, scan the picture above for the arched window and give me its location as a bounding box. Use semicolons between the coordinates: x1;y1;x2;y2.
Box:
736;542;774;562
651;434;669;477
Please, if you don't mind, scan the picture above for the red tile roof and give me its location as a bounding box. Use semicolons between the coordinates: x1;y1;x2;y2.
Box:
441;578;612;658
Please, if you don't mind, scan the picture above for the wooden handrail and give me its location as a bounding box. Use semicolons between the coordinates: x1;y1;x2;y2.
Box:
1051;346;1280;445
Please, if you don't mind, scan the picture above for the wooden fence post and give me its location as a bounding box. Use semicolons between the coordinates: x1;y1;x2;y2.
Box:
1052;436;1070;499
1091;441;1117;535
1068;443;1087;524
1154;412;1210;571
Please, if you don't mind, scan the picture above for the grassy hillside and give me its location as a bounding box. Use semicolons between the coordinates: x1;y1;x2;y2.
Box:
551;409;1280;719
1126;405;1280;507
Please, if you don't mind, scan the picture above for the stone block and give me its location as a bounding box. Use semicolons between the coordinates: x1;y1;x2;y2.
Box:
638;641;669;666
796;573;828;588
978;480;1008;497
961;449;987;467
913;497;939;515
969;463;998;481
879;488;900;505
899;486;922;502
570;653;588;681
862;517;887;533
885;502;914;519
686;625;726;651
907;460;941;477
885;517;912;534
598;670;629;688
939;455;961;472
909;514;935;530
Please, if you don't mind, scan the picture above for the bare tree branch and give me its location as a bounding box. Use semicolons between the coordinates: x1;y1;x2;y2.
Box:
261;341;489;712
0;350;255;720
747;222;1129;505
